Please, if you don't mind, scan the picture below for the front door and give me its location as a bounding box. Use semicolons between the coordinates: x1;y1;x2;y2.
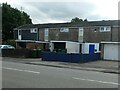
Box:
18;30;22;40
89;45;95;54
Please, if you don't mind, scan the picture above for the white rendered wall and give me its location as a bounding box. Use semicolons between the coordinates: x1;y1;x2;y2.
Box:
82;43;100;54
82;43;89;54
66;42;79;53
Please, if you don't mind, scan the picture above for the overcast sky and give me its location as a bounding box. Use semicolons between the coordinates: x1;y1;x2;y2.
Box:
0;0;119;24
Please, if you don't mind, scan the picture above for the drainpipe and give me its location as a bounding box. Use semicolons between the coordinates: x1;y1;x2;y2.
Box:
37;28;39;41
110;26;112;41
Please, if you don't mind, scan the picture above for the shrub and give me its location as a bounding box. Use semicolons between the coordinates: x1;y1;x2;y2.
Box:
3;39;16;47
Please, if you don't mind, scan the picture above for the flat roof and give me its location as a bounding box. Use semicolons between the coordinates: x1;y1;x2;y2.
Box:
14;20;119;30
15;40;49;43
101;41;120;44
50;40;79;43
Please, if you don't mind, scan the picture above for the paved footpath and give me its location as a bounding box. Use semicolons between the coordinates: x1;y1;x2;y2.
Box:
27;59;119;74
2;57;119;74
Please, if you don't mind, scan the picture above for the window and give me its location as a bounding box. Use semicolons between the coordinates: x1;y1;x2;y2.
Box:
44;28;49;41
106;27;111;31
18;30;22;35
3;46;8;49
60;28;69;32
94;29;97;32
30;28;37;33
99;26;111;32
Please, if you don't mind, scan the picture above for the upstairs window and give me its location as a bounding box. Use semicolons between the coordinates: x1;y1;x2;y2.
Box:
60;28;69;32
99;26;111;32
30;28;37;33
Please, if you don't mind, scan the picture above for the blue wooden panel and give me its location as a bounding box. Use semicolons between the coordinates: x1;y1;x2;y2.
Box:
70;54;81;62
41;52;100;63
42;52;54;61
82;53;100;61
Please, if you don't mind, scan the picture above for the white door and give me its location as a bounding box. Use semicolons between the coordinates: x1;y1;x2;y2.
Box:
18;30;22;40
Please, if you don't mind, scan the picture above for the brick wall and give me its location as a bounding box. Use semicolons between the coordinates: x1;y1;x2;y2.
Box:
26;43;40;49
38;26;119;43
112;27;120;42
39;28;44;41
83;26;111;43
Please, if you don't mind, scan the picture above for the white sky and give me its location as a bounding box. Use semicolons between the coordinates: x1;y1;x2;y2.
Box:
0;0;119;24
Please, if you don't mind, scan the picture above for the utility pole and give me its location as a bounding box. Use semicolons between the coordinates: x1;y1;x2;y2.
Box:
20;6;23;12
20;6;24;25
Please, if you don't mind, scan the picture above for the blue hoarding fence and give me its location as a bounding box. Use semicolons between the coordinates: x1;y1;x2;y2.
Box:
41;52;100;63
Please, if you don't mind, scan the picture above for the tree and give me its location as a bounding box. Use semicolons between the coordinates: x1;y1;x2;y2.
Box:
84;19;88;22
71;17;88;23
2;3;32;43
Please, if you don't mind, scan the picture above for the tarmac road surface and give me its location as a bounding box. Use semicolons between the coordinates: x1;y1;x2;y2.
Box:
2;60;119;88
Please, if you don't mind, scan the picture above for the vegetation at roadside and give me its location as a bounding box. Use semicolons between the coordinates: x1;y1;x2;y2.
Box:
2;39;16;47
2;3;32;44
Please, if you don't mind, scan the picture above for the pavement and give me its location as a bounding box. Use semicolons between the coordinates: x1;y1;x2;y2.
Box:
2;57;119;74
25;58;119;74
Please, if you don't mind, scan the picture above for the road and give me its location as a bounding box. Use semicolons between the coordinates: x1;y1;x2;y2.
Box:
2;60;119;88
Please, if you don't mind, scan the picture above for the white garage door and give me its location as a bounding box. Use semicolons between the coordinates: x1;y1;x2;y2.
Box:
104;44;119;61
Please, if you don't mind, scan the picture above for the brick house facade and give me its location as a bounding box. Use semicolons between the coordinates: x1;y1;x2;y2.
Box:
14;20;119;49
